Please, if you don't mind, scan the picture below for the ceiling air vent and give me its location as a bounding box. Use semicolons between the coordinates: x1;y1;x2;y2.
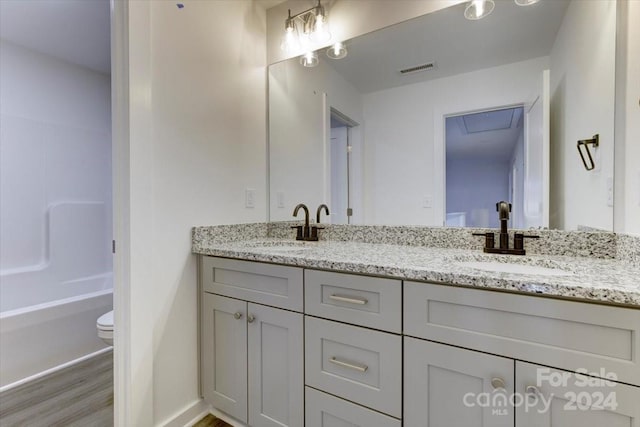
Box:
399;62;437;75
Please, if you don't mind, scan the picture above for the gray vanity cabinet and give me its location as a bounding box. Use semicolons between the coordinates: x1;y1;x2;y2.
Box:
515;362;640;427
403;281;640;427
200;257;304;427
303;269;403;422
202;293;303;427
199;256;640;427
404;338;515;427
202;293;248;422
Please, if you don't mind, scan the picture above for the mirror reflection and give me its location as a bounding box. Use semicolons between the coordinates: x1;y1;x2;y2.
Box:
269;0;616;231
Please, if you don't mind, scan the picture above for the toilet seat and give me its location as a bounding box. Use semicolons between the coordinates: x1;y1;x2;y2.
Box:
97;310;113;331
97;310;114;346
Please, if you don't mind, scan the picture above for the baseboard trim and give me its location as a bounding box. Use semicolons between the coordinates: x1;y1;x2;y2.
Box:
208;407;248;427
161;399;210;427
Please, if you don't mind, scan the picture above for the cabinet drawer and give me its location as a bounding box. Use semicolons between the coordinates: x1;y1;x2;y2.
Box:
305;387;401;427
305;317;402;418
201;256;303;311
305;270;401;333
404;281;640;386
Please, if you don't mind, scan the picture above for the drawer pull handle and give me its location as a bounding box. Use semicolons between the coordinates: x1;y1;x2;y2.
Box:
233;312;243;320
329;357;368;373
491;377;506;390
329;294;368;305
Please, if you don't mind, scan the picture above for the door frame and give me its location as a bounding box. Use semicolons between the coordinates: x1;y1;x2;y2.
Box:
435;102;527;228
111;0;133;425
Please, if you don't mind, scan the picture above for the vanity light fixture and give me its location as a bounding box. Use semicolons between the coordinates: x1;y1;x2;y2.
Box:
300;51;319;67
281;0;331;54
280;11;300;54
464;0;495;20
514;0;540;5
326;42;347;59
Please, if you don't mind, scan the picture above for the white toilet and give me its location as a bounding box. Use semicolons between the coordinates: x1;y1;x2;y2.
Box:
96;310;114;346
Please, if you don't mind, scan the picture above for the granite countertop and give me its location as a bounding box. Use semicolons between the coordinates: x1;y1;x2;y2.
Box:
193;237;640;308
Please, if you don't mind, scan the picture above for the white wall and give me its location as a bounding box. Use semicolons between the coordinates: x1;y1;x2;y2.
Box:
122;1;268;425
269;56;363;221
0;40;112;292
362;56;548;225
266;0;465;64
549;0;616;231
615;0;640;235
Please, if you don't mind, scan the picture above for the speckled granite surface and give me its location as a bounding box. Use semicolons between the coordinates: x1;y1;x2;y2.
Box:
267;222;618;258
192;223;640;307
617;233;640;266
192;223;268;249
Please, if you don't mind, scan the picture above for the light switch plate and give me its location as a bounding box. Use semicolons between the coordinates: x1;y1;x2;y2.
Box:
276;191;285;208
245;188;256;208
606;177;613;207
422;195;433;208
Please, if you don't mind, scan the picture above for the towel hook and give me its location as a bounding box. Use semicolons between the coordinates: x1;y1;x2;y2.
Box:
577;134;599;171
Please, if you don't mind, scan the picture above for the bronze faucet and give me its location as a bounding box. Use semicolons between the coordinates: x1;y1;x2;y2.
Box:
473;200;539;255
497;201;511;250
292;203;310;240
316;204;330;223
310;204;330;240
291;203;330;241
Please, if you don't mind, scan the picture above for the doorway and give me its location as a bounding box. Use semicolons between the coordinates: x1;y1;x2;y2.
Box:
330;108;358;225
445;106;525;229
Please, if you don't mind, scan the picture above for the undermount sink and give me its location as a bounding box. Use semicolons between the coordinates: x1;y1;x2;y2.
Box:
456;261;574;277
238;240;314;252
260;246;313;253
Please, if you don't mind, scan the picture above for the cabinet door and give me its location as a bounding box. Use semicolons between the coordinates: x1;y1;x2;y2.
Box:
202;293;248;423
305;387;401;427
516;362;640;427
404;337;515;427
248;303;303;427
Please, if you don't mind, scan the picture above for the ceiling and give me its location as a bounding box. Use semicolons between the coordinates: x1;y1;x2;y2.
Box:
259;0;288;9
0;0;111;74
324;0;570;93
446;107;524;162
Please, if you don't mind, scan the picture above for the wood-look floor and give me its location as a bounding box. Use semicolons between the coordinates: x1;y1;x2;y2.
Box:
194;414;233;427
0;349;113;427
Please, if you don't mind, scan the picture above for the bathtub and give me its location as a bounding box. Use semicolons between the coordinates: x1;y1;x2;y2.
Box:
0;274;113;390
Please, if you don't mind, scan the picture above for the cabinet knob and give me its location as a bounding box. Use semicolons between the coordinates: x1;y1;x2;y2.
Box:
491;377;506;390
247;314;255;323
233;312;242;320
526;385;541;397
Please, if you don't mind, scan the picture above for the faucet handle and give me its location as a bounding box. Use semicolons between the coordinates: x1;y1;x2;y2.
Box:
290;225;303;241
309;224;326;241
514;233;540;250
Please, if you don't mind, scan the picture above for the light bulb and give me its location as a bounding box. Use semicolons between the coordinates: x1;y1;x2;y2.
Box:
310;12;331;43
300;51;319;68
514;0;540;5
281;21;300;53
475;0;484;17
326;42;347;59
464;0;495;20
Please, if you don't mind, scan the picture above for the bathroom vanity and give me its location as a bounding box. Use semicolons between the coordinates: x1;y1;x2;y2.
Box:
193;224;640;427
